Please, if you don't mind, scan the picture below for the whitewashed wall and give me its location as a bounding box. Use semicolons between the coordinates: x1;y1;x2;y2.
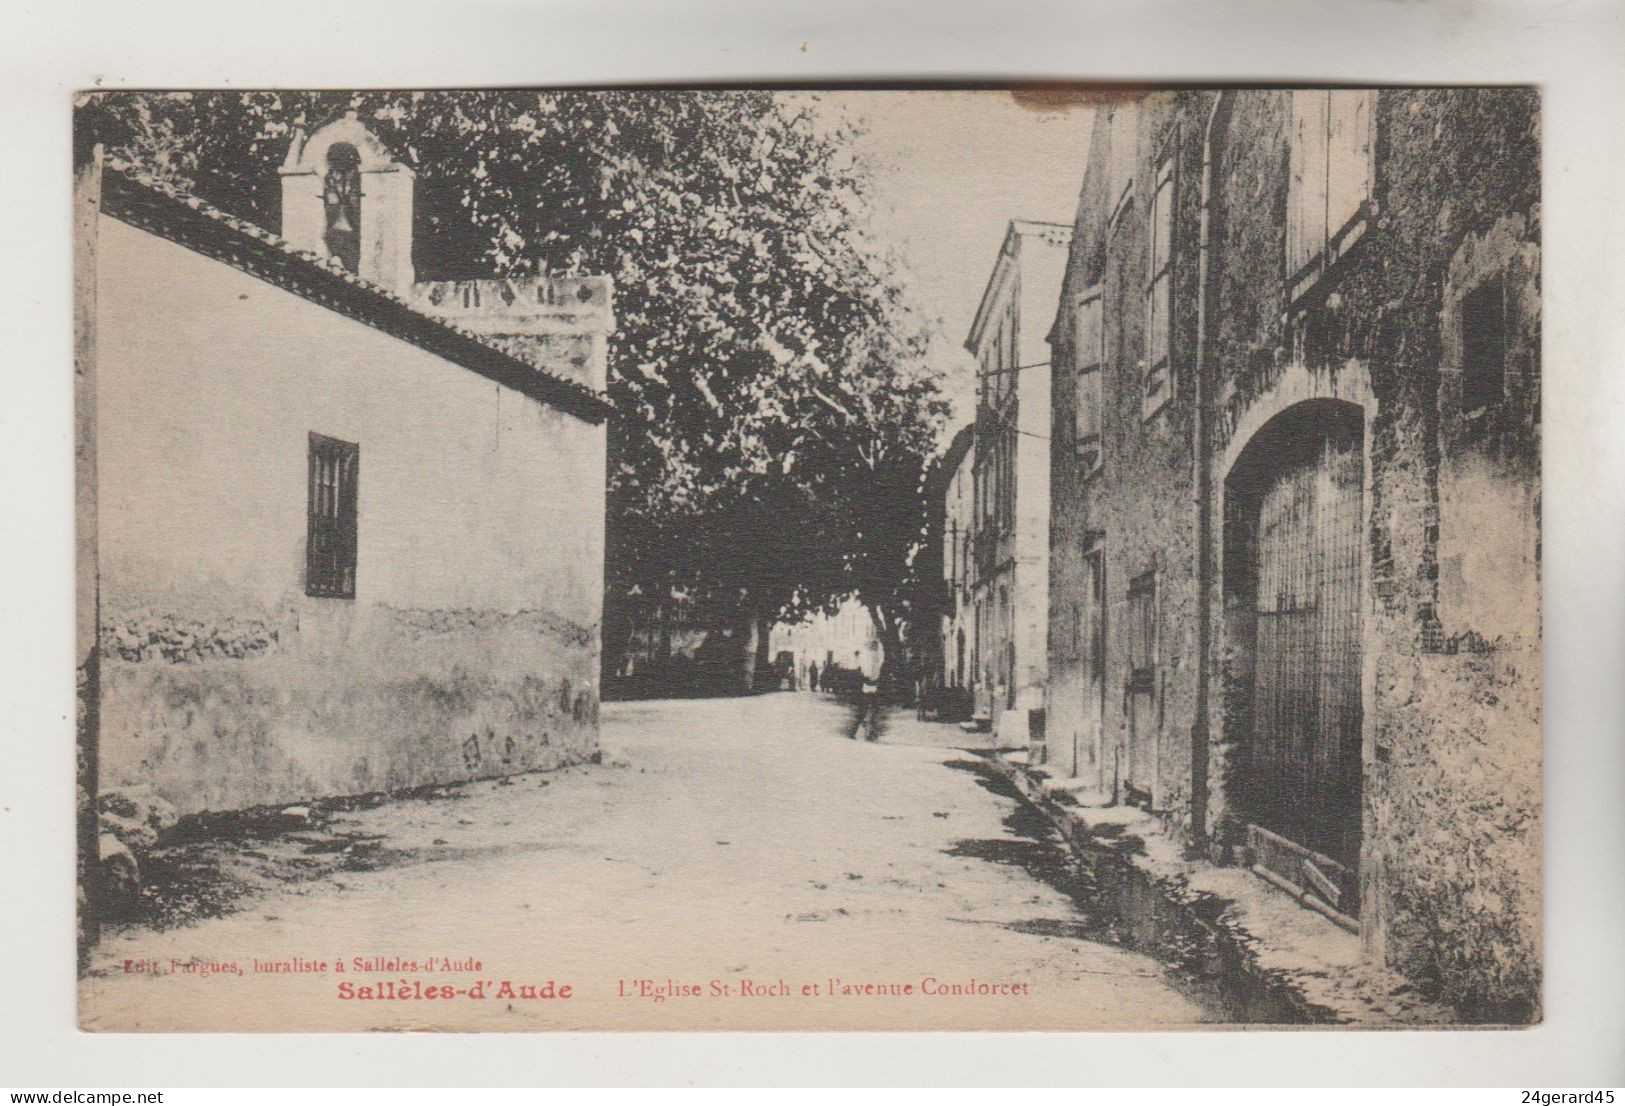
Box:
95;214;607;814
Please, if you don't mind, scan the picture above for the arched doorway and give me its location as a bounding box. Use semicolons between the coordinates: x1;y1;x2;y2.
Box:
1223;399;1365;910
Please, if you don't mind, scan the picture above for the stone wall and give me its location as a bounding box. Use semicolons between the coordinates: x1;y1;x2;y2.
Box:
1363;90;1540;1020
1047;94;1208;813
1049;89;1540;1018
1201;88;1541;1018
1046;107;1112;784
97;602;598;813
94;213;607;816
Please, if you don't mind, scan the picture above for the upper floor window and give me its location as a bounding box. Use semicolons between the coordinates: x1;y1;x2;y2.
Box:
997;425;1017;535
1286;90;1375;296
978;440;990;529
990;304;1018;402
1461;275;1508;414
1005;302;1018;379
1144;155;1175;416
975;439;1001;539
307;432;359;599
1107;101;1140;227
996;316;1011;399
1073;284;1104;474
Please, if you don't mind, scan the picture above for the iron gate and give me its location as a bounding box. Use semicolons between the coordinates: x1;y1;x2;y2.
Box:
1248;423;1364;886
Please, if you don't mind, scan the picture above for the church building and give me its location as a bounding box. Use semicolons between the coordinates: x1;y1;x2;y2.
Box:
77;112;616;817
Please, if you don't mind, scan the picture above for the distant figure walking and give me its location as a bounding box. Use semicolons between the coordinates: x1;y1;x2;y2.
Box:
808;660;820;694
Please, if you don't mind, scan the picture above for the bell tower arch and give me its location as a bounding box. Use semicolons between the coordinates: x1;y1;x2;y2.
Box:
278;111;415;291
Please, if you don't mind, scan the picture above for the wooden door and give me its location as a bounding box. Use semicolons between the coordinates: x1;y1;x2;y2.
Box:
1249;428;1363;873
1076;549;1106;784
1125;571;1158;800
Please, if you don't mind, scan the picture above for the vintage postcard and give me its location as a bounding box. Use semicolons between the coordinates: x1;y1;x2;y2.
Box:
74;87;1541;1032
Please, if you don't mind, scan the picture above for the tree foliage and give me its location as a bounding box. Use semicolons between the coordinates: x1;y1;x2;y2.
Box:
79;90;949;653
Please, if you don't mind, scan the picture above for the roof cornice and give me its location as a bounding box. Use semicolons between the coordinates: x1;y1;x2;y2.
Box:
964;219;1075;354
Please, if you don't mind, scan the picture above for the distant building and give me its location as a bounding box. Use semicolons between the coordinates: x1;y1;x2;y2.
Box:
606;587;763;698
613;587;708;679
769;598;880;692
1046;90;1540;1017
933;424;977;718
965;220;1071;747
79;114;616;816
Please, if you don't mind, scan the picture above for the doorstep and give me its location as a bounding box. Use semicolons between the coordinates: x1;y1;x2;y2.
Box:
1036;774;1113;808
989;750;1456;1026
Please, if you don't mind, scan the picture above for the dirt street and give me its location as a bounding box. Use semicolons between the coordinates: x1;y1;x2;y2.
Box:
81;694;1210;1030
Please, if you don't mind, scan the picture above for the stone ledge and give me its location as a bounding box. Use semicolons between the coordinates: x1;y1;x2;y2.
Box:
988;750;1459;1026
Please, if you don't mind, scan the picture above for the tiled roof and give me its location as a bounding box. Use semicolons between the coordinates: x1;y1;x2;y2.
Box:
97;156;613;425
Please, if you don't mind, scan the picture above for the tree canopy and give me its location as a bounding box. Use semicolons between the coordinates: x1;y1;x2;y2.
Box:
79;90;950;653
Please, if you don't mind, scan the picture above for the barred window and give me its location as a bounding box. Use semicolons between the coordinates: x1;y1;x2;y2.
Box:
1145;156;1175;414
1074;284;1104;473
306;433;359;599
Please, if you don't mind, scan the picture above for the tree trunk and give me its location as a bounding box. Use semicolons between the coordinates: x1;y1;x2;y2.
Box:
866;603;906;676
739;614;759;693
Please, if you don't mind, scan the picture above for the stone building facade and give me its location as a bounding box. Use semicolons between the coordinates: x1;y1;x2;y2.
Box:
1046;90;1540;1018
936;424;978;715
966;220;1070;747
80;116;615;817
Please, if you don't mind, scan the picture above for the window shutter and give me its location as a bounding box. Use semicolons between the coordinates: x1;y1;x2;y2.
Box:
1145;157;1175;408
1073;285;1104;466
337;444;359;596
1308;92;1331;259
1108;102;1140;219
1286;94;1309;277
1287;91;1330;278
1326;90;1374;240
1078;364;1103;466
1153;161;1175;276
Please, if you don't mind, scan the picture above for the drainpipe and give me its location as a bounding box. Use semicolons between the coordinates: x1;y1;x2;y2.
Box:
1190;91;1229;854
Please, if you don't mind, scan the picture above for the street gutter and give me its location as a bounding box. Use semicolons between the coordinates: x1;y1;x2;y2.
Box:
984;750;1458;1027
